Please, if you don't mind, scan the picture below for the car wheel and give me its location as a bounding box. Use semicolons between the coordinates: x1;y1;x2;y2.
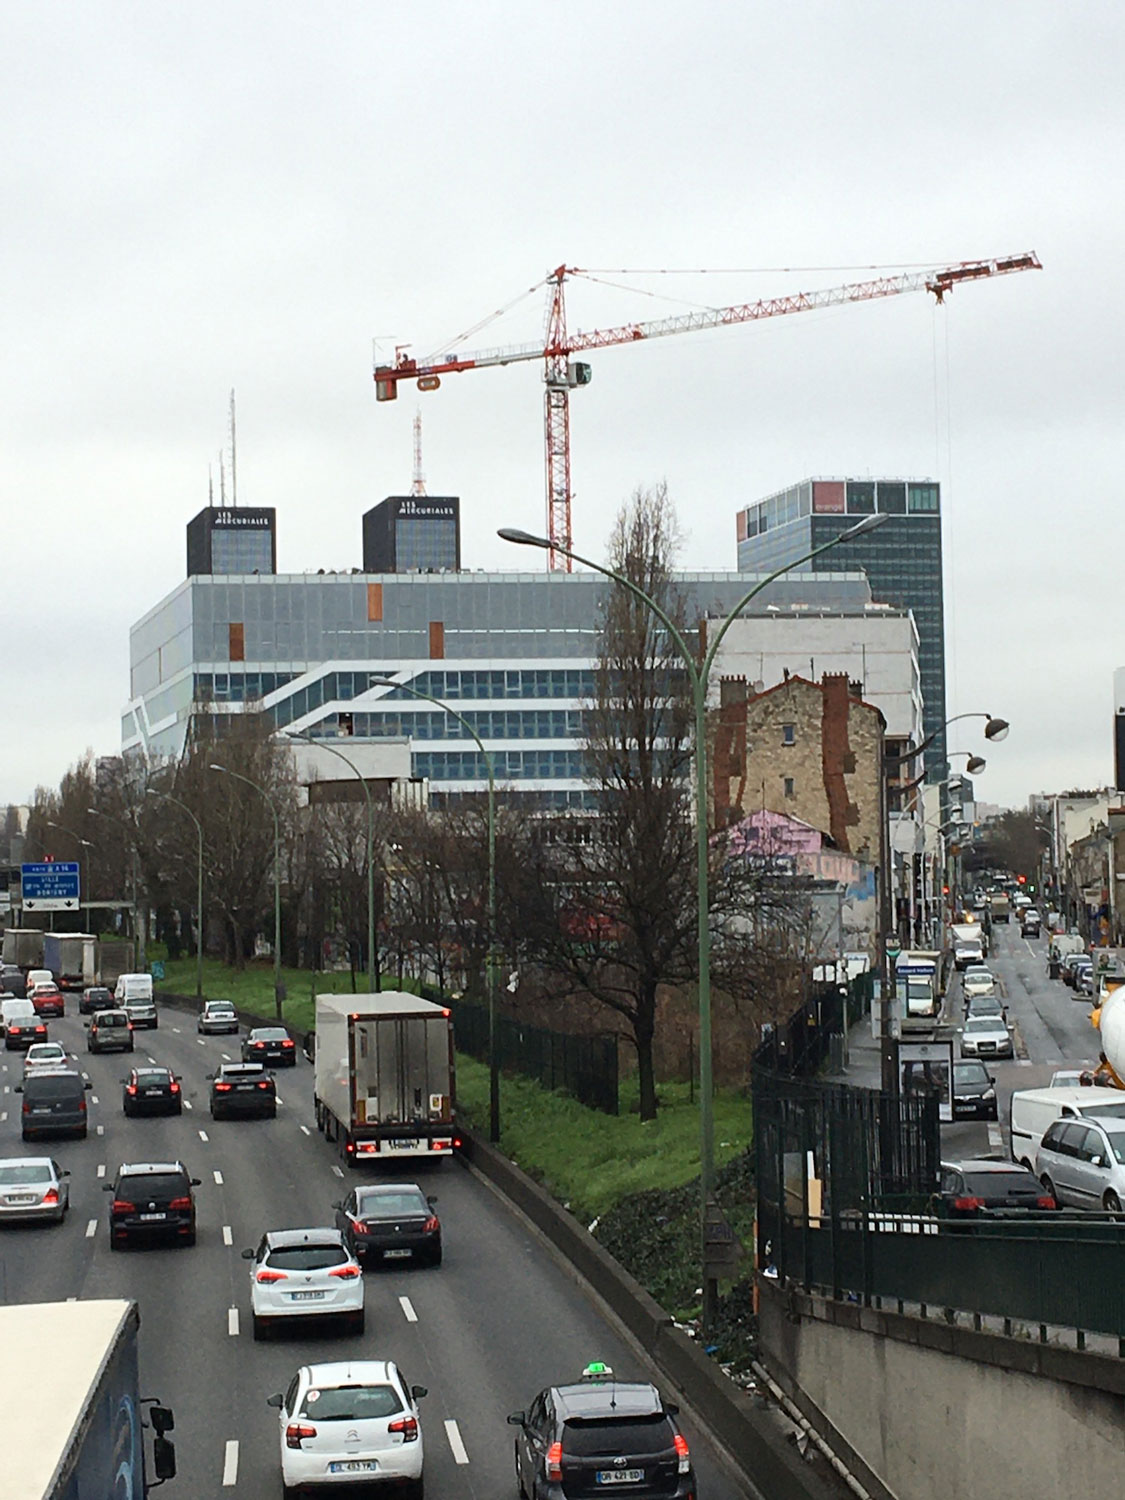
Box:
1040;1174;1057;1203
182;1229;197;1248
1105;1190;1122;1214
267;1106;277;1119
427;1246;443;1268
282;1483;302;1500
252;1314;270;1341
404;1479;424;1500
350;1308;366;1337
516;1444;528;1500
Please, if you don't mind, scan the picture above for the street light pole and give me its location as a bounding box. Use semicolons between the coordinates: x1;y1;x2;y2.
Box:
499;512;889;1330
368;677;500;1144
208;765;283;1020
283;732;378;992
145;789;204;1000
86;808;145;968
46;823;94;929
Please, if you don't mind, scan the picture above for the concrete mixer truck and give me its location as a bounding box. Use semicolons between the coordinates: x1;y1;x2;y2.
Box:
1091;977;1125;1088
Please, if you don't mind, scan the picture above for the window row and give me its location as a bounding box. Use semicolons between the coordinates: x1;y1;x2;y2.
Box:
195;672;297;703
412;749;588;781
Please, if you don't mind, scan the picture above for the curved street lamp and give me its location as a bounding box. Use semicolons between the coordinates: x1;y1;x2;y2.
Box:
144;788;204;1000
500;510;889;1330
885;712;1009;768
209;764;283;1020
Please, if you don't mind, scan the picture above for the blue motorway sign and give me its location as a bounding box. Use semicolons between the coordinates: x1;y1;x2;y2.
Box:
21;862;80;902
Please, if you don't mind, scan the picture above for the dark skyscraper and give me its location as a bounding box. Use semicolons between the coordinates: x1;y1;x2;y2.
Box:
186;506;277;577
362;496;461;573
736;477;945;779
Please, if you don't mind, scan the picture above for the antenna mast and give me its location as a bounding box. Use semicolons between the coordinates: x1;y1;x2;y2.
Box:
411;409;427;496
229;389;237;507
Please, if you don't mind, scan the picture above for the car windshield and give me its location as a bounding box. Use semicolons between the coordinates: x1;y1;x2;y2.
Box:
563;1415;675;1457
965;1017;1002;1033
266;1243;347;1270
0;1164;53;1185
954;1064;989;1085
300;1384;402;1421
357;1191;428;1217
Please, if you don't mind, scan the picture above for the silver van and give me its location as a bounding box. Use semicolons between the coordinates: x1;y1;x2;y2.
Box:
1010;1085;1125;1170
1035;1115;1125;1212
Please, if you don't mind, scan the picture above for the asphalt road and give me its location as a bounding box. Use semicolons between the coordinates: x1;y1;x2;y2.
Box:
0;1006;753;1498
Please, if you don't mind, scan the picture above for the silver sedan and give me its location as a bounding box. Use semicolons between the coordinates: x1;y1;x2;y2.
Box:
0;1158;70;1223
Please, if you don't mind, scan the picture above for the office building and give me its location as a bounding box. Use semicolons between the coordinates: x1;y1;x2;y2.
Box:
362;496;460;573
187;506;277;577
735;478;945;779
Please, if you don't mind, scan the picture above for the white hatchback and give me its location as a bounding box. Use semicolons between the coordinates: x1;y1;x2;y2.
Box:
268;1361;426;1497
23;1042;69;1072
244;1228;364;1340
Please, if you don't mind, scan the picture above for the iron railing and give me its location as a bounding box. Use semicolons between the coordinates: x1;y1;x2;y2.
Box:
447;996;619;1115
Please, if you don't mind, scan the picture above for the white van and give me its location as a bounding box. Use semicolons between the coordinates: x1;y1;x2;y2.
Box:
114;973;154;1005
1048;934;1085;963
25;969;53;995
1010;1084;1125;1170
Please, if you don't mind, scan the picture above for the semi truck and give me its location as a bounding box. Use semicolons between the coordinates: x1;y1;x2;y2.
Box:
313;992;458;1165
96;938;136;990
43;933;97;991
0;1299;176;1498
2;927;45;972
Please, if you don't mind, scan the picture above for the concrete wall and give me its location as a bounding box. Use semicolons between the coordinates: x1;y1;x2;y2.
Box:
759;1281;1125;1500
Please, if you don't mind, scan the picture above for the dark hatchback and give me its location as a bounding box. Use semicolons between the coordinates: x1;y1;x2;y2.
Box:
509;1373;695;1500
5;1013;49;1051
241;1026;297;1066
123;1067;183;1117
936;1160;1058;1218
87;1010;135;1053
951;1061;998;1120
79;986;115;1015
209;1062;276;1119
334;1184;442;1267
105;1161;200;1248
17;1069;93;1140
0;964;27;998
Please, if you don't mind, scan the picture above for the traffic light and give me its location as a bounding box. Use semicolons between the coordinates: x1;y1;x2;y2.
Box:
1017;874;1027;885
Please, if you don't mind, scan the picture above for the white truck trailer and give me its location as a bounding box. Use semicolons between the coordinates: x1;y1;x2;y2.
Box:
313;992;458;1166
43;932;97;991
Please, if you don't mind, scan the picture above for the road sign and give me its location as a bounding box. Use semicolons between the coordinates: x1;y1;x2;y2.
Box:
885;939;902;960
150;961;165;981
21;862;80;913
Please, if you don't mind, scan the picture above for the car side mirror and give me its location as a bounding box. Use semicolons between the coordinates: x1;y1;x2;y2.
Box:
189;1177;202;1187
988;1076;996;1086
241;1248;256;1259
1091;1156;1104;1168
149;1404;175;1435
411;1385;428;1399
331;1201;343;1212
102;1183;114;1192
507;1411;526;1426
61;1169;71;1177
427;1196;438;1205
83;1022;90;1029
205;1073;214;1081
665;1402;679;1416
13;1085;22;1093
84;1081;93;1090
267;1393;284;1408
153;1436;176;1480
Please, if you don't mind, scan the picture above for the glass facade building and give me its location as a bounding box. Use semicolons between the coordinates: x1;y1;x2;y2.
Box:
362;496;460;573
186;506;277;576
736;478;945;779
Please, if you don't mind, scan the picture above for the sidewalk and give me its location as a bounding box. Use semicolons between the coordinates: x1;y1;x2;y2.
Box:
820;1006;882;1088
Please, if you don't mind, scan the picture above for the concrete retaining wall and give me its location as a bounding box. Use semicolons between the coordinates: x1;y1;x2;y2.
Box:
759;1280;1125;1500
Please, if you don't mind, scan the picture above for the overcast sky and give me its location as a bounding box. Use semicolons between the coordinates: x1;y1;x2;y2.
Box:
2;3;1120;809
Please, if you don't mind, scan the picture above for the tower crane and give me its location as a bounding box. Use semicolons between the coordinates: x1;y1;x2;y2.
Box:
374;253;1041;571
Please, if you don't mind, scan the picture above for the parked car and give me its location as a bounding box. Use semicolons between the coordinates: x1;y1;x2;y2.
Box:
104;1160;200;1248
960;1014;1014;1060
122;1067;183;1117
1061;952;1088;989
79;985;115;1015
209;1062;276;1119
16;1069;92;1140
951;1061;998;1120
936;1160;1056;1217
334;1184;442;1267
122;996;158;1030
198;1000;239;1035
241;1026;297;1066
28;983;65;1018
244;1228;364;1339
508;1368;695;1500
1035;1116;1125;1213
87;1010;135;1054
267;1361;425;1497
0;1157;70;1224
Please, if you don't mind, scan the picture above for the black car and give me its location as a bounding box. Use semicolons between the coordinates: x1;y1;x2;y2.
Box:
936;1160;1058;1218
1;964;27;998
17;1069;93;1140
79;986;115;1015
241;1026;297;1067
951;1061;998;1120
87;1010;135;1053
105;1161;200;1248
334;1184;442;1267
4;1013;49;1051
209;1062;276;1119
122;1067;183;1117
509;1369;695;1500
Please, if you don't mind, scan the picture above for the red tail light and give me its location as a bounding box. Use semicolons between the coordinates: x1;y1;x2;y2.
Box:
285;1422;316;1449
674;1432;691;1473
41;1188;59;1206
1037;1195;1056;1209
126;1084;137;1096
112;1199;136;1214
78;1097;87;1112
281;1040;294;1048
388;1415;418;1442
169;1081;180;1094
22;1100;30;1114
952;1196;985;1212
253;1042;265;1049
168;1196;193;1210
423;1216;440;1234
328;1264;361;1280
546;1441;563;1482
214;1082;232;1092
257;1079;271;1090
256;1268;288;1283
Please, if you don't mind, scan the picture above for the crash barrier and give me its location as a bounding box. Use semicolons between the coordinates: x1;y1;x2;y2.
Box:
755;972;872;1078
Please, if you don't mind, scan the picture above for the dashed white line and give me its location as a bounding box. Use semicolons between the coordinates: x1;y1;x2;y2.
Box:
0;1112;6;1124
331;1165;344;1178
198;1129;209;1143
223;1225;233;1246
146;1055;157;1064
81;1071;89;1080
2;1085;8;1095
987;1124;1004;1152
172;1027;182;1034
227;1307;239;1336
183;1098;194;1110
444;1418;470;1465
96;1124;104;1135
97;1164;106;1178
221;1052;231;1061
275;1095;284;1106
91;1095;99;1105
300;1124;311;1136
222;1439;239;1486
66;1295;77;1302
213;1169;224;1185
197;1038;206;1047
399;1296;418;1323
85;1219;97;1239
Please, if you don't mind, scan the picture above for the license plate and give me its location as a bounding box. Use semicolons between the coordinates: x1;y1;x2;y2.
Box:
388;1139;419;1150
328;1461;378;1474
144;1088;162;1096
139;1212;167;1221
289;1290;324;1302
384;1248;412;1259
596;1470;644;1484
32;1107;51;1114
6;1195;36;1204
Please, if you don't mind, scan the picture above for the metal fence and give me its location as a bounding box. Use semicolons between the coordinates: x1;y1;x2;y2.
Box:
446;996;619;1115
756;971;873;1078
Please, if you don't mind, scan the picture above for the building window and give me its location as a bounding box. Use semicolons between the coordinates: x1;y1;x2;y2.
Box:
907;483;940;513
784;777;795;798
782;724;796;746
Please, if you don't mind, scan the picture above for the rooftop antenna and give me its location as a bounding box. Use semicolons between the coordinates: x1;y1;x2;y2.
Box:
229;388;238;507
208;464;214;506
219;450;227;507
411;408;427;496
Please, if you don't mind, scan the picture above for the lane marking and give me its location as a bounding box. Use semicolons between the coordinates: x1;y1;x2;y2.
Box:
96;1124;104;1135
222;1440;239;1486
987;1124;1004;1152
331;1165;344;1178
97;1164;106;1179
198;1129;210;1142
146;1055;157;1064
184;1099;193;1110
444;1418;470;1465
227;1307;239;1336
197;1038;206;1047
91;1095;99;1105
2;1085;8;1095
172;1027;182;1034
275;1095;284;1105
81;1071;89;1080
85;1219;98;1238
223;1225;233;1246
0;1111;6;1123
221;1053;231;1061
213;1169;224;1185
300;1124;311;1136
399;1295;418;1323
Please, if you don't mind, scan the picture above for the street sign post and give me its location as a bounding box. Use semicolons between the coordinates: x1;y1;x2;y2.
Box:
21;862;80;913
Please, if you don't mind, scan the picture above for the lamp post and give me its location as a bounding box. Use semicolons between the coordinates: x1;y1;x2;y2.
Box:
367;677;500;1144
284;732;378;992
46;823;94;929
209;764;283;1020
145;789;204;1000
86;808;146;968
500;511;889;1330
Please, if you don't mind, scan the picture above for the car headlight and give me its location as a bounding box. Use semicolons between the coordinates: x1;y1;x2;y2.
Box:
983;1088;996;1100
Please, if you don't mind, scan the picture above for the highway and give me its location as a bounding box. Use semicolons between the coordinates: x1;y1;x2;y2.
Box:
0;1005;752;1498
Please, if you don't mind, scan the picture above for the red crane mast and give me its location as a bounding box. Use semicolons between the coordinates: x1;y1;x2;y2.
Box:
374;254;1040;571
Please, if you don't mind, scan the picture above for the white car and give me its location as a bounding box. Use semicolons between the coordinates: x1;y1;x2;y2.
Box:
268;1361;426;1497
23;1042;69;1072
960;1014;1014;1059
244;1228;364;1340
962;968;998;1000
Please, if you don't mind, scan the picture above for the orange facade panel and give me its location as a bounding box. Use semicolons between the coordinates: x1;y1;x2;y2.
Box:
367;583;383;622
429;621;444;659
229;622;245;662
